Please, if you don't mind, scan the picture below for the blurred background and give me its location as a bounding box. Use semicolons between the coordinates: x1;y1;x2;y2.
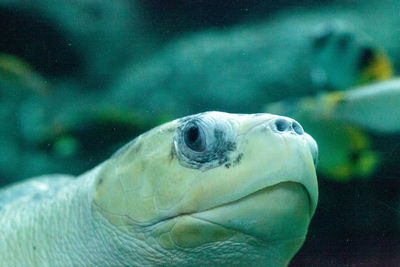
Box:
0;0;399;265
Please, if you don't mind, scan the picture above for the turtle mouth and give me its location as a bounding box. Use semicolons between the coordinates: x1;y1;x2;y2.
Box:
187;182;312;241
150;182;312;243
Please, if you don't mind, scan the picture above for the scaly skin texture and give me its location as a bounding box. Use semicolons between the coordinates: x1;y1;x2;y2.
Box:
0;112;318;266
0;168;174;266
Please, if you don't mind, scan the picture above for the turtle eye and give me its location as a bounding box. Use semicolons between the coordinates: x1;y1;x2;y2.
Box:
174;113;237;170
184;123;206;152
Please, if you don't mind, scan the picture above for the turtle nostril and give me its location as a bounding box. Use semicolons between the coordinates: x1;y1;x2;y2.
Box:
274;118;290;132
292;121;304;135
272;118;305;135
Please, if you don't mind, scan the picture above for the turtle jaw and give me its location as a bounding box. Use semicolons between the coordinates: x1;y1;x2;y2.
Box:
189;181;312;242
152;181;312;263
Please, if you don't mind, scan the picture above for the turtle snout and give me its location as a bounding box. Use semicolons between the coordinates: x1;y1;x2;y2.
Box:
271;117;304;135
270;117;318;166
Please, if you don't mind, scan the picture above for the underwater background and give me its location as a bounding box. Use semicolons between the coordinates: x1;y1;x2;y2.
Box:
0;0;399;265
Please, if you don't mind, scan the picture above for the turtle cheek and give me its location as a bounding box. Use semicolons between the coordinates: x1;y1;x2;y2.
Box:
153;165;192;212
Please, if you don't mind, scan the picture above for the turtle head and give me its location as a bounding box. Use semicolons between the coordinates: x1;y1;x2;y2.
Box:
93;112;318;266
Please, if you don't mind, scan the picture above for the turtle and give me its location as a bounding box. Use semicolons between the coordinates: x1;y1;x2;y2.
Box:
0;111;318;266
111;12;392;118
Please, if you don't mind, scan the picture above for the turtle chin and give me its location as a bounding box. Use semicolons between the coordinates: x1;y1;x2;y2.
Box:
154;182;311;251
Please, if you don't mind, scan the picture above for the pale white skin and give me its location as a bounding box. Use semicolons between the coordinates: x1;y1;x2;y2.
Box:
0;112;318;266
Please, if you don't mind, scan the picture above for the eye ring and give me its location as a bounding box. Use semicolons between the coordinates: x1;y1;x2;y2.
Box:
183;123;206;152
173;113;237;170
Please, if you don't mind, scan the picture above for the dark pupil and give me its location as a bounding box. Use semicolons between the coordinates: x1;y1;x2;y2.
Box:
188;126;199;141
184;124;206;152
